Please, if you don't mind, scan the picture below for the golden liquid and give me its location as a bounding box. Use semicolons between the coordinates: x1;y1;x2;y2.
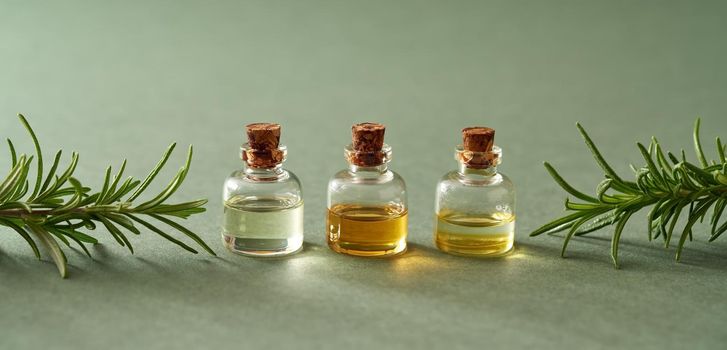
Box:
435;211;515;257
327;203;408;257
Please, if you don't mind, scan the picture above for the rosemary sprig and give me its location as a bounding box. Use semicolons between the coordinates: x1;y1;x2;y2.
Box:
530;119;727;268
1;114;215;277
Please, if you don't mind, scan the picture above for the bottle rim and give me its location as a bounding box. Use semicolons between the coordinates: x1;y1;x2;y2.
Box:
240;143;287;168
455;144;502;169
344;143;392;166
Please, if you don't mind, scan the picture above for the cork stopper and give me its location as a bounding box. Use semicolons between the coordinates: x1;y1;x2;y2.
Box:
246;123;281;150
462;127;495;152
242;123;285;168
459;126;499;169
349;123;387;166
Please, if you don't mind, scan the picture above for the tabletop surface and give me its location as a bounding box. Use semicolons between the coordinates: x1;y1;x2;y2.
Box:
1;1;726;349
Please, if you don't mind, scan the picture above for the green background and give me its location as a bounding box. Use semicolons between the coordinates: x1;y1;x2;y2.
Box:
1;0;726;349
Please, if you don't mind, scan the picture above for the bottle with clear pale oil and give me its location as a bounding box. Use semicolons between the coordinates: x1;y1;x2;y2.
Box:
221;123;303;257
434;126;515;257
327;123;408;257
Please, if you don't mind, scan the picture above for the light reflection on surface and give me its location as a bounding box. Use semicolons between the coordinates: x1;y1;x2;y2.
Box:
387;243;531;279
258;240;543;287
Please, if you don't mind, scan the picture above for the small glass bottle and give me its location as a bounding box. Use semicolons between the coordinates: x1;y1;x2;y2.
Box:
221;123;304;257
434;127;515;257
326;123;408;257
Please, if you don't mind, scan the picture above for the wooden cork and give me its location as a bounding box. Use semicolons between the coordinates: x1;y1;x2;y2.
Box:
246;123;281;150
243;123;284;168
461;126;498;168
350;122;386;166
462;127;495;152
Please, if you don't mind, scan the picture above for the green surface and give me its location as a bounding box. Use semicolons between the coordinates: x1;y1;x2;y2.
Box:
1;0;727;349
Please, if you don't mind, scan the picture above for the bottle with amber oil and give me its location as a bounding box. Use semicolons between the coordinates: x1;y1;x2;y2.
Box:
434;127;515;257
327;123;407;257
222;123;303;257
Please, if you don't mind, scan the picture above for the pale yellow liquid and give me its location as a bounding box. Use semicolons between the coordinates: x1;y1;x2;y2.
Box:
327;203;408;257
435;212;515;257
222;196;304;256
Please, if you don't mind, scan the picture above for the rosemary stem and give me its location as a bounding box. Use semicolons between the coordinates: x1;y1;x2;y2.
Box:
533;119;726;267
0;207;102;218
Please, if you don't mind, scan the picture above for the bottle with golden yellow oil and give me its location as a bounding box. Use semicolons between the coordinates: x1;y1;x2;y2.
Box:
326;123;408;257
434;127;515;257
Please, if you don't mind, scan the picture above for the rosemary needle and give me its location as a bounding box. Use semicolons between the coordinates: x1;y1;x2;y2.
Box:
0;114;215;278
531;119;727;268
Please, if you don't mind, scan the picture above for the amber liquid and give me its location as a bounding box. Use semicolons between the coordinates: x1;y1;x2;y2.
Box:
327;203;408;257
435;211;515;257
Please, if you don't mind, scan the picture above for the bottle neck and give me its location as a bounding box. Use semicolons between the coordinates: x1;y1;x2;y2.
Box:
344;143;392;173
244;163;285;180
348;163;389;174
454;145;502;179
458;162;497;178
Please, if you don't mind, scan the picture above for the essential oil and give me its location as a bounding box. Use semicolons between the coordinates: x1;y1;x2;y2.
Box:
434;127;516;257
327;203;407;256
435;211;514;256
223;195;304;255
326;123;408;257
221;123;304;257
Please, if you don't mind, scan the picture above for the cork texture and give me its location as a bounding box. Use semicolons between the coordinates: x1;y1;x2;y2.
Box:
244;122;284;168
462;126;495;152
246;123;281;150
350;122;386;166
461;126;498;168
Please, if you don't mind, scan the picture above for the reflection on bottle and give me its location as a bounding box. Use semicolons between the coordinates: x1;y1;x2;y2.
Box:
326;123;408;257
434;127;516;257
221;123;304;257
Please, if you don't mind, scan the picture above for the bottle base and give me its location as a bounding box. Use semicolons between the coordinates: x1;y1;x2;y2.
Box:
327;238;407;257
222;234;303;257
435;235;514;258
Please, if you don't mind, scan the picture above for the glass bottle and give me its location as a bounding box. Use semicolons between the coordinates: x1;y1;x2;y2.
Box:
221;123;303;257
434;127;515;257
326;123;408;257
